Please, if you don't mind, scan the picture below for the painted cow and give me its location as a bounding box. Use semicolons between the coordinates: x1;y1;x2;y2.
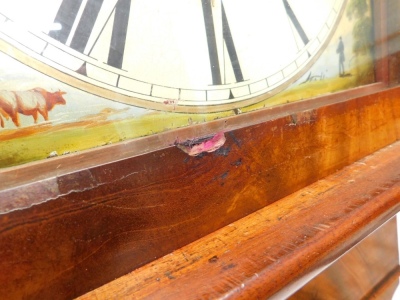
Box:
0;107;8;128
0;88;66;127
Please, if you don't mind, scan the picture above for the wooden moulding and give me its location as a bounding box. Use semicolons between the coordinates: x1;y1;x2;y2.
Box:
79;141;400;299
0;86;399;299
290;218;400;299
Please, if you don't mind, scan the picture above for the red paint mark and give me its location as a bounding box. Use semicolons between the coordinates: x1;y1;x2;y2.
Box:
163;99;175;105
163;99;178;110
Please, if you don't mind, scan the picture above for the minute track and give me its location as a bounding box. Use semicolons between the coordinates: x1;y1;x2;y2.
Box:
0;0;346;112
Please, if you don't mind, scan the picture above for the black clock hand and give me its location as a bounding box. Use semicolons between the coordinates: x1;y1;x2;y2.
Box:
283;0;309;46
201;0;243;86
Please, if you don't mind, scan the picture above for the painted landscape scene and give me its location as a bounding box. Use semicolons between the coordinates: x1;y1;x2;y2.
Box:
0;0;375;168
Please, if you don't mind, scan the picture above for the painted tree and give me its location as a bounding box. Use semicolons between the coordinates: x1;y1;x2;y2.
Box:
346;0;374;56
346;0;374;84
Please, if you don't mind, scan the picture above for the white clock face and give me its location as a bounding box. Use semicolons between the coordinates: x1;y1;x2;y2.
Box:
0;0;345;112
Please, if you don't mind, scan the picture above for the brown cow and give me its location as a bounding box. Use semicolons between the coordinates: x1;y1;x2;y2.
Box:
0;88;66;127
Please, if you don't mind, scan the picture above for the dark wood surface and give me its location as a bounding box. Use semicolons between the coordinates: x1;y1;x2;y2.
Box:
290;217;399;300
0;86;399;299
79;140;400;300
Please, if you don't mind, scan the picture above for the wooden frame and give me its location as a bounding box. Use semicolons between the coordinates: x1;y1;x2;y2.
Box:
78;142;400;299
0;0;399;298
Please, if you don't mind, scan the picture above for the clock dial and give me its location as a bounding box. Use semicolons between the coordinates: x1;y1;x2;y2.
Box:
0;0;346;112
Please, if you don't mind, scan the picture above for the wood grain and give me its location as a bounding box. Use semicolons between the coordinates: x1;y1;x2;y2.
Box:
0;83;386;194
290;218;399;300
78;140;400;300
0;86;400;299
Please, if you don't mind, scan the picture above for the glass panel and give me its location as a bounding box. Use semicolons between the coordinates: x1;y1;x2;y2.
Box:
0;0;398;168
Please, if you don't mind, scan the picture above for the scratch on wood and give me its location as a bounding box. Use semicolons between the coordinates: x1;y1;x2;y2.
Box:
229;132;242;148
214;146;231;157
0;169;143;214
208;255;219;263
165;271;176;280
288;110;317;126
222;263;236;271
231;158;242;167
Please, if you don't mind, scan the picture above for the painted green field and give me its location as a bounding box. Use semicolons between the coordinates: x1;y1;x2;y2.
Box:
244;59;374;112
0;60;374;169
0;110;231;168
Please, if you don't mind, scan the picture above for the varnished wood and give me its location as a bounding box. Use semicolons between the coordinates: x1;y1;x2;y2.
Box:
0;83;386;194
362;267;400;300
290;218;399;300
0;2;397;298
78;141;400;299
0;86;400;299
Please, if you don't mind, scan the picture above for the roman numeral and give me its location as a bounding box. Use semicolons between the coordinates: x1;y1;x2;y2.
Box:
201;0;244;86
48;0;83;44
49;0;131;69
69;0;104;53
108;0;131;69
282;0;309;45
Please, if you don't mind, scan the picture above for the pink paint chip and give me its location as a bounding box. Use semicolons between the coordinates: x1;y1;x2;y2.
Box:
176;132;226;156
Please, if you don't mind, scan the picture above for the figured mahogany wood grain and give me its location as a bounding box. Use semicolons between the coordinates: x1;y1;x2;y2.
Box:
290;218;399;300
0;83;386;194
79;141;400;299
0;87;399;299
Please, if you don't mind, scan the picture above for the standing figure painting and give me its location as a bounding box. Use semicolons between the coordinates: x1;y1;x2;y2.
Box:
337;36;345;77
